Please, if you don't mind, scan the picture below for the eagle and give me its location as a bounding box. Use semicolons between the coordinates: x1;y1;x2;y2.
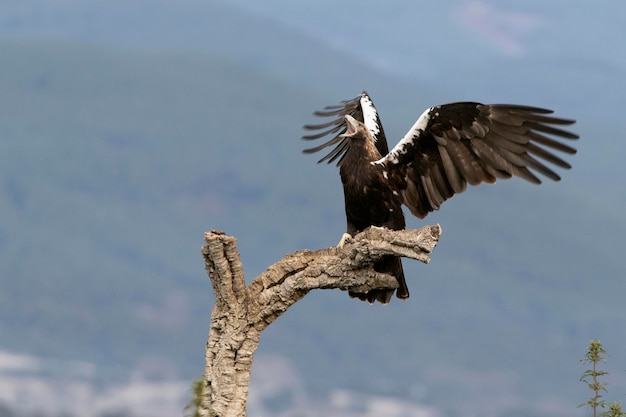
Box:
302;91;578;304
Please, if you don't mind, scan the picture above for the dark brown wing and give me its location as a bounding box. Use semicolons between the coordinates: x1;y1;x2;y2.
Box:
376;103;579;218
302;91;390;165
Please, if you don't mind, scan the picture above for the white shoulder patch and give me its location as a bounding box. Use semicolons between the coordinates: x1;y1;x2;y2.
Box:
360;94;381;140
375;107;432;165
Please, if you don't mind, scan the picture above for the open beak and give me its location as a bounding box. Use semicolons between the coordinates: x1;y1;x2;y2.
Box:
340;115;359;137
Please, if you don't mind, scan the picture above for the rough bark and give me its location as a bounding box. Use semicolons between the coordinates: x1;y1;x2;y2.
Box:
198;224;442;417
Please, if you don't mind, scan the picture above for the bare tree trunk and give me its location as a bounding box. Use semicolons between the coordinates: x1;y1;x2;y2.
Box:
198;225;441;417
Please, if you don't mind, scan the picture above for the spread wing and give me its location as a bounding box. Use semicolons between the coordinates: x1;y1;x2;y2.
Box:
377;103;579;218
302;91;390;165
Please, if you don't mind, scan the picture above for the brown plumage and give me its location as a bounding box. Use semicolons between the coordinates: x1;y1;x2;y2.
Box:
303;91;578;304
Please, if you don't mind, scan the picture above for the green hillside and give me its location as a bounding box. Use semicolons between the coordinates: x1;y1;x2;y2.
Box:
0;39;318;375
1;38;624;414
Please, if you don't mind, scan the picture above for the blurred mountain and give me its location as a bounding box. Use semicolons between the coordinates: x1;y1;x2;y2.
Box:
0;1;625;417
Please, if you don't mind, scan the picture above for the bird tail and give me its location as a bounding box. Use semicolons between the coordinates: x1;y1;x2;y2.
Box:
348;256;409;304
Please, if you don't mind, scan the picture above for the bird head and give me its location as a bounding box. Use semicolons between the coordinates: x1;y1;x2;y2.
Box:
340;115;368;140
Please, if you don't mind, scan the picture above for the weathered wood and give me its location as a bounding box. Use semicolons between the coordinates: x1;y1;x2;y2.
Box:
198;225;441;417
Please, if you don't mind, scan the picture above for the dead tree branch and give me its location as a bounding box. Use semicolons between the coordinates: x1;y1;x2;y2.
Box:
198;225;441;417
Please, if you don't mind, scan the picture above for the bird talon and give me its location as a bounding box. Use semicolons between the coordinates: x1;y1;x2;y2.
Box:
336;233;352;249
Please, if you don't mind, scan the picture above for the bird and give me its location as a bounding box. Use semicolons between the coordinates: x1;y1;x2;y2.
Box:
302;91;578;304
